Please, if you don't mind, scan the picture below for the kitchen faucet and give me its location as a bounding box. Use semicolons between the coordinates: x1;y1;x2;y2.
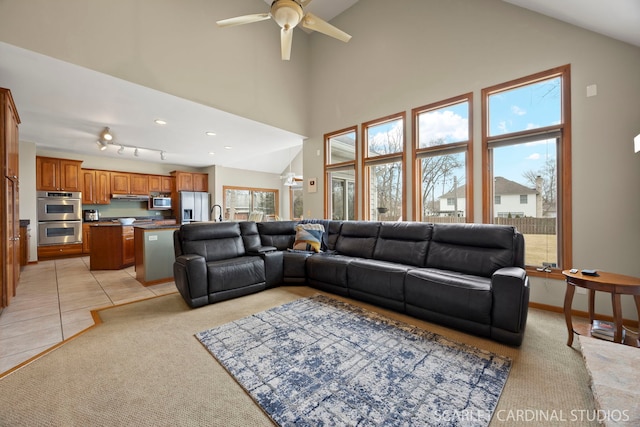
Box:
210;204;223;222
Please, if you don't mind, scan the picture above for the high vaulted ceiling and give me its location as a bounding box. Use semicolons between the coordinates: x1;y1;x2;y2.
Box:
0;0;637;171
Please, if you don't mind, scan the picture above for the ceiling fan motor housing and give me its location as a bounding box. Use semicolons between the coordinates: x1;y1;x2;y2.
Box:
272;0;304;29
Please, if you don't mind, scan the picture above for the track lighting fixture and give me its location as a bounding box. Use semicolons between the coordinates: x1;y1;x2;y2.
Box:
96;126;167;160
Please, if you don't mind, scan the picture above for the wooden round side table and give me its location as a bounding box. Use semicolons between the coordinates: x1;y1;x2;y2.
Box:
562;270;640;346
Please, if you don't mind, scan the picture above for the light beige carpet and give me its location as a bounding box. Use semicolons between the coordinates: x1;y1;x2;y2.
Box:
0;286;598;426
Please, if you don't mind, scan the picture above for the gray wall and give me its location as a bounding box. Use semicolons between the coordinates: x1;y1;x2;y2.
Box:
303;0;640;318
3;0;640;318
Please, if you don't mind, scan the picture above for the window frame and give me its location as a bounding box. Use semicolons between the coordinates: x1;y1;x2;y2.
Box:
324;126;358;220
223;185;280;221
481;64;572;279
362;112;406;221
412;93;473;223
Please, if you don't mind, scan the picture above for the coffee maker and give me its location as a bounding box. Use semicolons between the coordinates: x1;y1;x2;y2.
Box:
83;209;99;222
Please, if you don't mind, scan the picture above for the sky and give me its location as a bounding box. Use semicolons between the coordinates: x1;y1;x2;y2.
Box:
365;75;562;198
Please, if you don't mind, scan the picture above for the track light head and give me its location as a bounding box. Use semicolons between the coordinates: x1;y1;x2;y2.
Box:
118;145;124;155
96;139;108;151
101;127;113;141
160;151;166;160
134;148;139;157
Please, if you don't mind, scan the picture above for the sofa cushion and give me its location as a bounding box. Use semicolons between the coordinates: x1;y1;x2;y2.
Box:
306;253;355;289
207;256;265;292
257;221;297;250
373;222;432;267
347;258;409;302
293;223;325;252
426;223;517;277
180;222;245;262
335;221;380;258
405;268;492;325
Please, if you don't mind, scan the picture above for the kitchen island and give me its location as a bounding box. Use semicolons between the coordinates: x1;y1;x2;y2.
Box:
134;224;180;286
89;224;135;270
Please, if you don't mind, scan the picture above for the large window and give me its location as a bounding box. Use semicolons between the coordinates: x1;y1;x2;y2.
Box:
223;186;279;221
363;113;405;221
413;94;472;223
325;127;357;220
482;65;571;276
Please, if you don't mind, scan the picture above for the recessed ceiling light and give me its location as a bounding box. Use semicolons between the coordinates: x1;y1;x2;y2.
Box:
224;146;232;150
154;119;167;125
205;131;216;136
209;152;215;156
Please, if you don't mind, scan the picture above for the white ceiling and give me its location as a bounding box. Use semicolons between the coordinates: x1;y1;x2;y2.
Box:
0;0;637;171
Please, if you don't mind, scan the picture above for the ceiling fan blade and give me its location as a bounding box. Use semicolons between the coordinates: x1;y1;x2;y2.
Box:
302;12;351;43
281;27;293;61
216;13;271;27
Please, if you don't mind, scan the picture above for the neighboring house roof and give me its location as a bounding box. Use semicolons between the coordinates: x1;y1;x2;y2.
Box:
439;176;536;199
494;177;537;196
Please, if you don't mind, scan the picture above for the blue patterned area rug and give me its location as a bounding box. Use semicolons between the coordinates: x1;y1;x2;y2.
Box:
196;295;511;426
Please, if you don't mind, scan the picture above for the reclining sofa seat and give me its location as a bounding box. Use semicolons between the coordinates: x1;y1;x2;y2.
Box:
173;222;266;308
405;223;529;346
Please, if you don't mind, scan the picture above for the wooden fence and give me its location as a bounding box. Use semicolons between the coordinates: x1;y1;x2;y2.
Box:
423;216;556;235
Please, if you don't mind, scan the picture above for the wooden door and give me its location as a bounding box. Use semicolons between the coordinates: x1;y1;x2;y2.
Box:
161;176;174;193
59;160;81;191
82;169;96;204
5;99;19;180
148;175;162;192
130;174;149;194
82;223;91;254
111;172;130;194
175;172;193;191
192;173;208;192
122;226;135;266
36;156;60;191
95;170;111;204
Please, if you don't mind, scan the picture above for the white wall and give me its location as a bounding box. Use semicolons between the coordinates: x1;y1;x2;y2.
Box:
0;0;310;138
18;141;37;262
305;0;640;318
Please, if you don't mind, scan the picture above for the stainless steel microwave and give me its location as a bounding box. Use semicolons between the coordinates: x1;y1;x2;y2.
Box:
152;196;172;209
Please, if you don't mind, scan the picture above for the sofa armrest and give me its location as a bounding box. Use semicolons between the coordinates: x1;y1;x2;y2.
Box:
174;254;208;308
491;267;530;333
246;246;277;255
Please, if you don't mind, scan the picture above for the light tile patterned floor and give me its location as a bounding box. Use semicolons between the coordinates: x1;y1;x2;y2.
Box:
0;257;177;374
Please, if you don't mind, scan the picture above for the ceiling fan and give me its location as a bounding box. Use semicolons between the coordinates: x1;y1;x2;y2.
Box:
216;0;352;61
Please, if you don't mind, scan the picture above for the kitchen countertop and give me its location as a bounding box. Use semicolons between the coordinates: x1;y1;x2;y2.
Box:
134;224;180;230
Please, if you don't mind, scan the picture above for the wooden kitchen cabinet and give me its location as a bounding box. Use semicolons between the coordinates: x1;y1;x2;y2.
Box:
111;172;148;195
36;156;82;191
149;175;174;193
122;225;135;265
82;169;111;204
129;174;149;195
172;171;208;192
89;225;135;270
110;172;130;194
82;223;91;254
193;173;208;192
1;88;20;309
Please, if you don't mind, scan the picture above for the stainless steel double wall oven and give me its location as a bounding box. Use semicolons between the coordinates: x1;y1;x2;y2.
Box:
37;191;82;245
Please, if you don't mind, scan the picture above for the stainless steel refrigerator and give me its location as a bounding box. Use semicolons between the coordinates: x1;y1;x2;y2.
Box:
179;191;210;223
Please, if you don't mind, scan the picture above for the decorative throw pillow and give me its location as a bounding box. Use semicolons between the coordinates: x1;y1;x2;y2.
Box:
292;223;325;253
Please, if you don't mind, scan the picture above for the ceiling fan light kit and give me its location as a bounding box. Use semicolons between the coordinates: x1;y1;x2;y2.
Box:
216;0;351;61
